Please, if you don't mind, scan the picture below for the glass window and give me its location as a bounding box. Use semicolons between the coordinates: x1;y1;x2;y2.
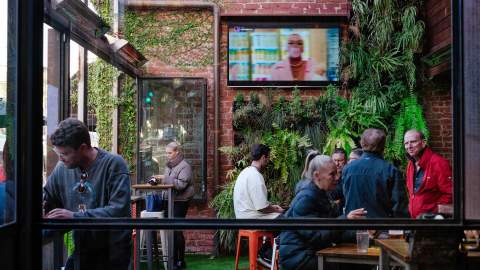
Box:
0;0;16;226
42;23;63;184
138;78;207;201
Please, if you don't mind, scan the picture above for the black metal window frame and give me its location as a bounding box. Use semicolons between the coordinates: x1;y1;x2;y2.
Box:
34;0;477;229
7;0;480;267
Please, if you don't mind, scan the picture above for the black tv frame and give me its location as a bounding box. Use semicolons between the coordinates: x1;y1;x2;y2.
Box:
226;16;348;88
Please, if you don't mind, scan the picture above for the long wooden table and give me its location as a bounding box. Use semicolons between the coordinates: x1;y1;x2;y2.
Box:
132;184;174;270
317;244;381;270
376;239;415;270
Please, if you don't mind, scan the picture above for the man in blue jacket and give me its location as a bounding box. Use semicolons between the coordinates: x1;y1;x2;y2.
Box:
343;128;408;218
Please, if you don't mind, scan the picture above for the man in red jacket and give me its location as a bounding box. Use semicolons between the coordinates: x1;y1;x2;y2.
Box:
404;129;453;218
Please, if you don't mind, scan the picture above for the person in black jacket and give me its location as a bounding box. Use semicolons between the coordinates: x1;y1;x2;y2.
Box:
343;128;408;218
279;155;367;270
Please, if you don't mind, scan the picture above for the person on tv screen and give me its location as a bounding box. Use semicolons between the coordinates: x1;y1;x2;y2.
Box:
270;33;327;81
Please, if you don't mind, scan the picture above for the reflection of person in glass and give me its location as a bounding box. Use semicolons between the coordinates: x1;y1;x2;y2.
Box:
43;118;131;270
270;34;327;81
151;142;194;269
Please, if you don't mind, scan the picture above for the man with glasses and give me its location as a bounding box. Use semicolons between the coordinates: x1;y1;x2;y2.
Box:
270;33;326;81
404;129;453;218
43;118;131;270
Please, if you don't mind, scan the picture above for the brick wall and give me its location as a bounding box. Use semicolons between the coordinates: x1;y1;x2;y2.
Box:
222;0;350;16
421;86;453;163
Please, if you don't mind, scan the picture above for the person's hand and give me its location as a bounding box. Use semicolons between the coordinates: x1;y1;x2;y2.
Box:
272;204;284;213
45;208;74;219
153;175;164;180
347;208;367;219
368;230;377;239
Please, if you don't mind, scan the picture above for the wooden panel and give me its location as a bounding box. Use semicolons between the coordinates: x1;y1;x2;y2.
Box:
464;0;480;220
426;2;450;18
424;0;451;54
427;5;451;27
429;27;451;50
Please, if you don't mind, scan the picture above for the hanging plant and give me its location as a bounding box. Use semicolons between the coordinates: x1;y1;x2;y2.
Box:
386;95;429;162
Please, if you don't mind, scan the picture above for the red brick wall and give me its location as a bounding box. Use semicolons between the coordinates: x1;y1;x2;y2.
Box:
222;0;350;16
421;87;453;164
422;0;452;163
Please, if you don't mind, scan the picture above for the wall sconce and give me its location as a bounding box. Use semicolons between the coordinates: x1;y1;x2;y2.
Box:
105;34;148;68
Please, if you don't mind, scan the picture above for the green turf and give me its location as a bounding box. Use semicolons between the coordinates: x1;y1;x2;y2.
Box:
139;254;250;270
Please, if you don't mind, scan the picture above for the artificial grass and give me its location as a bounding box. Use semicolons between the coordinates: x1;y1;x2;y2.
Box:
139;254;250;270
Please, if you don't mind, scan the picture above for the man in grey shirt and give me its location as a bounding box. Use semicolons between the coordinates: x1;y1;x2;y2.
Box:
43;118;131;270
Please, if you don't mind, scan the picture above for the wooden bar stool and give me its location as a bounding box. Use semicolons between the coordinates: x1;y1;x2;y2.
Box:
235;230;274;270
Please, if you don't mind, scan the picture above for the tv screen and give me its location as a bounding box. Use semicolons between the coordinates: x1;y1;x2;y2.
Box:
228;25;340;87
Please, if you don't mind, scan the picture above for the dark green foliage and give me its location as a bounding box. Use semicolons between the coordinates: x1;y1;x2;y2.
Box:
336;0;429;163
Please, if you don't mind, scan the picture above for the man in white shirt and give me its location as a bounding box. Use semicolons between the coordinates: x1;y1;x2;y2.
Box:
233;144;284;219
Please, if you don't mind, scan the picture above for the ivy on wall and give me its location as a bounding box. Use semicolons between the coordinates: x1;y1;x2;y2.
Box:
118;76;137;171
84;1;137;172
124;9;213;69
84;3;216;172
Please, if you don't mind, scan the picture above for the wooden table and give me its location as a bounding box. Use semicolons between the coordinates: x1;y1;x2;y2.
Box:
375;239;417;270
317;244;381;270
132;184;174;270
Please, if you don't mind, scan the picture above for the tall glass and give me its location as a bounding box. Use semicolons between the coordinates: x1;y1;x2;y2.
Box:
356;230;369;253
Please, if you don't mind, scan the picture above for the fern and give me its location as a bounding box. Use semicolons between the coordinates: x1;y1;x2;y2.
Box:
388;95;429;161
262;127;311;185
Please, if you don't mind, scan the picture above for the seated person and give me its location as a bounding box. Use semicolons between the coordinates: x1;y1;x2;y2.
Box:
279;155;366;270
348;148;363;163
294;150;320;194
233;144;284;219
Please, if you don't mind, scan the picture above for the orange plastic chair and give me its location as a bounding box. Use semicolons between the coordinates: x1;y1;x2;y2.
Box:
235;230;274;270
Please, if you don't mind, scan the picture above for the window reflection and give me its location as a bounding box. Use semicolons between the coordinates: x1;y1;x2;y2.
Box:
0;0;15;225
139;78;206;201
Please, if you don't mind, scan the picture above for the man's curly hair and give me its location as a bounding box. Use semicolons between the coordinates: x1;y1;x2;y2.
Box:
50;118;91;149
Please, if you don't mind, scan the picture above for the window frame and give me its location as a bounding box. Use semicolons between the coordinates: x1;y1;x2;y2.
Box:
36;0;471;229
136;77;208;202
6;0;480;268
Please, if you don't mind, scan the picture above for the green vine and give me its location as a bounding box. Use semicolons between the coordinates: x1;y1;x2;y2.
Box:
118;76;137;171
124;9;213;70
88;59;118;150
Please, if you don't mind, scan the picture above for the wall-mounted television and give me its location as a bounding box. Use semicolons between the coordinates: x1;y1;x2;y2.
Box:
227;19;344;88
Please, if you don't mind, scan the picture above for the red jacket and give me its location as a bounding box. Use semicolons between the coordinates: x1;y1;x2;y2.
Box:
406;147;453;218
